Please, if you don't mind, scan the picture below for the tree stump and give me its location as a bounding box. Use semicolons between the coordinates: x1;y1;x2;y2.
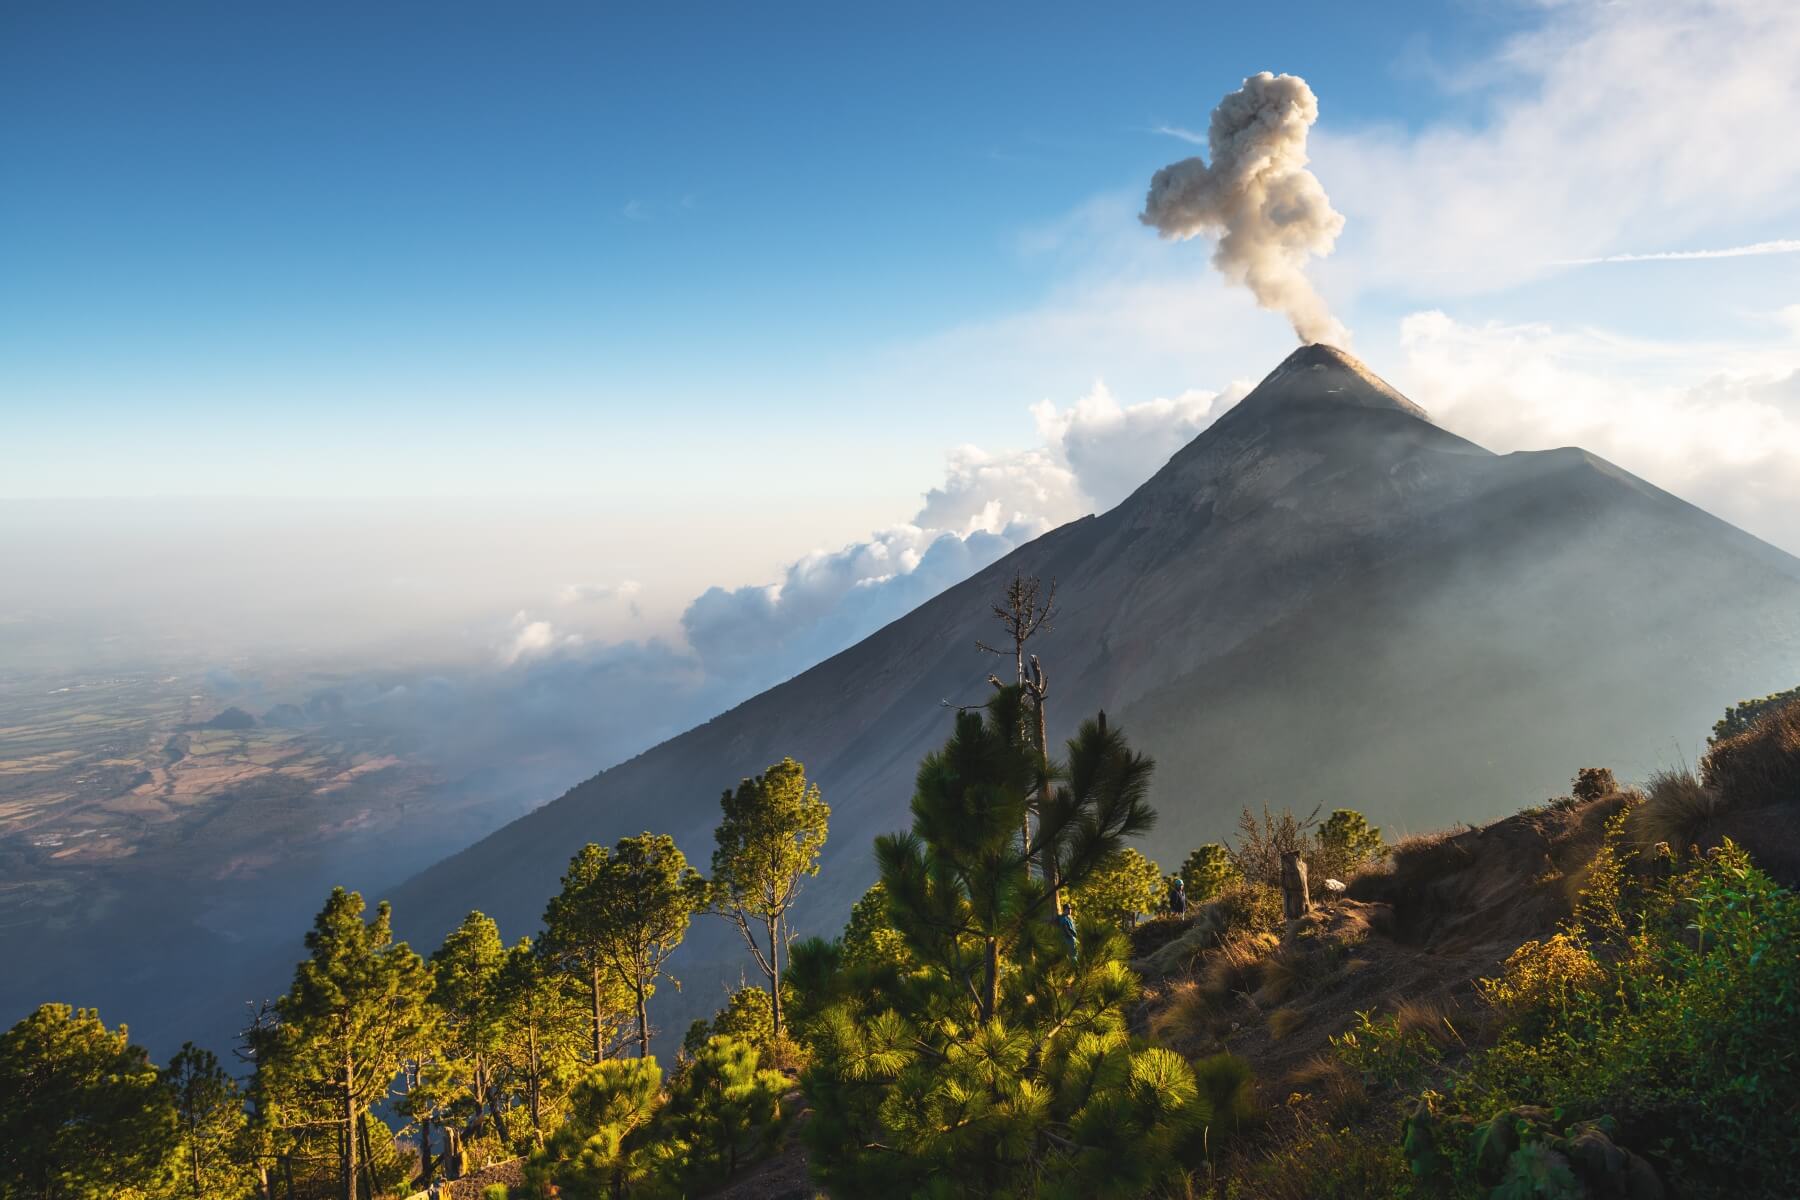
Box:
1280;850;1311;921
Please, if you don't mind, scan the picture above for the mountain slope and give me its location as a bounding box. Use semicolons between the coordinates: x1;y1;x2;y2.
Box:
389;344;1800;1025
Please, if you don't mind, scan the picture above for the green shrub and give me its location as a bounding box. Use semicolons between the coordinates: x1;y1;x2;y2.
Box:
1329;1011;1442;1095
1179;843;1242;902
1711;685;1800;742
1071;846;1164;929
1314;809;1388;880
1446;841;1800;1198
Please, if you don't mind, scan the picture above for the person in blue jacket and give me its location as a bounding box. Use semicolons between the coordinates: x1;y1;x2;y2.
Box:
1056;899;1080;961
1168;874;1187;916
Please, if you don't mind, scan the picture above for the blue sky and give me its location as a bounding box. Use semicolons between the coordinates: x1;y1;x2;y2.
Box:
3;2;1528;488
4;0;1799;666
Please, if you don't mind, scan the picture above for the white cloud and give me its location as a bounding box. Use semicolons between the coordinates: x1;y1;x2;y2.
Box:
1031;380;1248;510
500;611;582;666
556;580;643;607
506;373;1244;703
1312;0;1800;296
1396;310;1800;554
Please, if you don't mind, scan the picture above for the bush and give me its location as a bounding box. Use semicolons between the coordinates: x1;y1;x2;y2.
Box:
1314;809;1388;881
1701;697;1800;809
1447;841;1800;1197
1329;1011;1442;1095
1570;766;1618;802
1231;805;1317;888
525;1036;787;1200
1180;843;1242;902
1711;685;1800;742
1624;767;1719;855
1212;880;1285;937
1071;846;1164;929
1477;933;1603;1028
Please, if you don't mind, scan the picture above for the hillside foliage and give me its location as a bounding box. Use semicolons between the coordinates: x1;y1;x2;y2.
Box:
4;637;1797;1200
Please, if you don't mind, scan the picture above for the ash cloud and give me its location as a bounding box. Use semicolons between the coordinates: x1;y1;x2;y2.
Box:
1142;72;1349;346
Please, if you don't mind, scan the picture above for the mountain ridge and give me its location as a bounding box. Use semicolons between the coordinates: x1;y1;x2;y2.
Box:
388;348;1800;1039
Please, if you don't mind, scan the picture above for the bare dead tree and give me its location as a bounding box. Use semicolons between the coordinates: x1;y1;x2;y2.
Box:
977;572;1057;688
977;572;1057;880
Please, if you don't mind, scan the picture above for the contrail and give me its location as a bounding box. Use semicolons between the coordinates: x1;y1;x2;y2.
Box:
1562;239;1800;265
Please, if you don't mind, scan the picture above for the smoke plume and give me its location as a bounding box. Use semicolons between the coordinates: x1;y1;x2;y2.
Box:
1142;71;1349;346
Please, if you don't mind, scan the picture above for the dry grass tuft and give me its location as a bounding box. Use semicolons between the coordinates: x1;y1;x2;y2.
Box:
1282;1052;1369;1122
1253;947;1306;1006
1267;1005;1307;1040
1702;699;1800;810
1148;980;1219;1047
1626;767;1721;855
1392;996;1462;1052
1200;930;1279;1003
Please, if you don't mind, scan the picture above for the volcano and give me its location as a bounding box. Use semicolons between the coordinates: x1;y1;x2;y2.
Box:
390;344;1800;1029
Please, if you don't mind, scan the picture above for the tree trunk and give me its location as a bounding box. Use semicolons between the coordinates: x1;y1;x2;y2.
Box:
342;1048;358;1200
982;937;1000;1021
767;914;783;1037
1034;689;1051;890
283;1153;297;1200
419;1113;433;1184
358;1111;377;1200
258;1162;271;1200
635;983;651;1058
527;1018;543;1143
590;964;606;1063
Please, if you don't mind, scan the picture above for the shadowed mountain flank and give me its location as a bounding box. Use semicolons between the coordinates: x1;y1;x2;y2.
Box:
389;345;1800;1030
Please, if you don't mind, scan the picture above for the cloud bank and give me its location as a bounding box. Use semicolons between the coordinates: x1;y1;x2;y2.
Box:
1396;311;1800;552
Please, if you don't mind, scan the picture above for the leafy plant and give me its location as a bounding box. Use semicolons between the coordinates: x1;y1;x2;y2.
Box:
1179;843;1243;902
1071;846;1164;930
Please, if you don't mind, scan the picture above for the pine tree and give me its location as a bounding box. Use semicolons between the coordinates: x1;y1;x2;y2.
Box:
541;845;646;1064
1179;843;1242;902
429;912;510;1155
523;1056;663;1199
1314;808;1386;879
271;888;434;1200
0;1004;177;1200
493;936;592;1148
1072;846;1164;929
543;834;708;1059
163;1042;253;1198
709;756;828;1037
876;686;1040;1021
799;692;1188;1199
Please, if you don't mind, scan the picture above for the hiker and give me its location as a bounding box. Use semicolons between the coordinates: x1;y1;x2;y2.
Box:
1056;901;1079;961
1167;874;1187;916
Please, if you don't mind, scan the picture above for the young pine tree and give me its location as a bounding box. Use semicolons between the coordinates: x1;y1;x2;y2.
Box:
272;888;435;1200
493;936;592;1148
163;1042;253;1198
800;691;1203;1200
429;912;511;1154
709;756;828;1038
1071;846;1164;930
0;1004;177;1200
543;834;709;1059
1180;843;1242;902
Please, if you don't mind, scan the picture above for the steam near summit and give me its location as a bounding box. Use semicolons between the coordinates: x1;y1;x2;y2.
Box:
1142;71;1348;346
